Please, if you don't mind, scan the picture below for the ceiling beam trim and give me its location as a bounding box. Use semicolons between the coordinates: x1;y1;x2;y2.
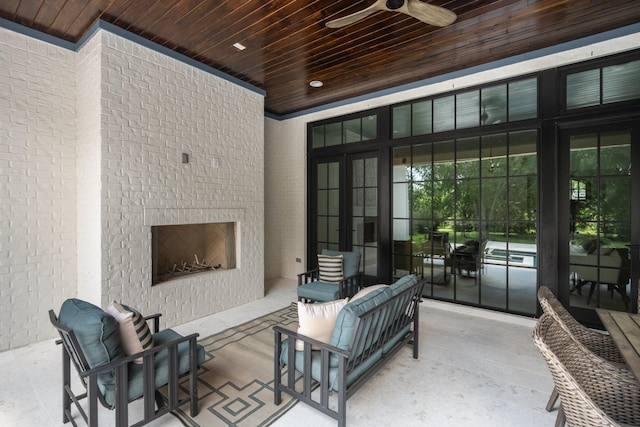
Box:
0;17;266;98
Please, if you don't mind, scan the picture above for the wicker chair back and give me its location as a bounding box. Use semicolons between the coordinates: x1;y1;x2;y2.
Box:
533;313;640;427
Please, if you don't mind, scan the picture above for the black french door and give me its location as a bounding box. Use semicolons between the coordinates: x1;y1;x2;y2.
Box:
558;121;639;324
309;152;385;285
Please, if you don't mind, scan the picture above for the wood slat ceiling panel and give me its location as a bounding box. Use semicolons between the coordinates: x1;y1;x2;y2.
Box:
33;0;67;30
1;0;639;116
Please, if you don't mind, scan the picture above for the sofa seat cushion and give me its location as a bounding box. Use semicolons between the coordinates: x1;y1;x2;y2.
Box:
100;328;205;407
297;281;340;302
280;339;383;392
382;323;411;354
58;298;124;369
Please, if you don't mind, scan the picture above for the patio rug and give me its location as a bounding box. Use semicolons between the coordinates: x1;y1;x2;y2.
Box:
164;303;299;426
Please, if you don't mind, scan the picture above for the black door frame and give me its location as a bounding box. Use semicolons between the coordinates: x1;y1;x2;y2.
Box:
556;118;640;326
307;151;388;285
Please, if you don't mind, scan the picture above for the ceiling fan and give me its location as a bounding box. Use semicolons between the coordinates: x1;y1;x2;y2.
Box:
326;0;456;28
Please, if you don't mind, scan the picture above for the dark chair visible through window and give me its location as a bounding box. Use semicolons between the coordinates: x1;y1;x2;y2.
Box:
451;239;487;277
422;231;450;259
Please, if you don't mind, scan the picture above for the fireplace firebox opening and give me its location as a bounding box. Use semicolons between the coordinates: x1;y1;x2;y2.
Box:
152;222;236;285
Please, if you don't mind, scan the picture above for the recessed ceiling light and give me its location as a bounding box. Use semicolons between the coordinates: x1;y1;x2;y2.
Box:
309;80;323;88
233;42;246;51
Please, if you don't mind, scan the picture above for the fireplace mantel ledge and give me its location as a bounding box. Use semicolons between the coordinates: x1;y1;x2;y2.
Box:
143;208;245;226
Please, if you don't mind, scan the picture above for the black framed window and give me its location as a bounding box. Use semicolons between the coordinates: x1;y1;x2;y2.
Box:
391;76;538;139
561;51;640;113
311;114;378;149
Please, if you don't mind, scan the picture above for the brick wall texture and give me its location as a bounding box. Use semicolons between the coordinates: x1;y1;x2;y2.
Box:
1;27;264;350
1;27;77;349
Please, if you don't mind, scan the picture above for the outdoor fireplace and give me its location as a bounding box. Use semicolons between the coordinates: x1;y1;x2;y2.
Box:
151;222;236;285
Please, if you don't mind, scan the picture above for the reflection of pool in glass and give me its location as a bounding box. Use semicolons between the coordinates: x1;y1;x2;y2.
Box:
484;247;537;267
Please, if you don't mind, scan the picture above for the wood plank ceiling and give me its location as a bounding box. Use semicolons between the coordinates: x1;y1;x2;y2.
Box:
2;0;639;117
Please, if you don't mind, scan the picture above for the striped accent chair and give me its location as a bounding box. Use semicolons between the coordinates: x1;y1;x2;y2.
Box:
297;249;362;302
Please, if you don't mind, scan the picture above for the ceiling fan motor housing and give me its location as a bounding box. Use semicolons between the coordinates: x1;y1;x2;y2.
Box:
386;0;405;10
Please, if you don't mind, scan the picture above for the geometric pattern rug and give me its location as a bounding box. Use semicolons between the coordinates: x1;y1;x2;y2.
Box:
164;304;300;426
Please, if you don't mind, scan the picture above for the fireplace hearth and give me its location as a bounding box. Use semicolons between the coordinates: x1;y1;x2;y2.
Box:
152;222;236;284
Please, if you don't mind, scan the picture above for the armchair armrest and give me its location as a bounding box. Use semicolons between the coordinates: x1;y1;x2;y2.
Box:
144;313;162;333
297;269;362;299
337;272;362;299
297;268;319;285
273;325;349;403
273;325;348;359
79;331;201;423
80;332;200;378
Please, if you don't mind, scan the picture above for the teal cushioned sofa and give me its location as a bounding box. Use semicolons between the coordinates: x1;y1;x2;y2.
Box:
274;274;424;427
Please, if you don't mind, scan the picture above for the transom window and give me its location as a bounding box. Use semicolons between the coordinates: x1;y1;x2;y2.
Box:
311;114;378;149
565;58;640;110
392;77;538;138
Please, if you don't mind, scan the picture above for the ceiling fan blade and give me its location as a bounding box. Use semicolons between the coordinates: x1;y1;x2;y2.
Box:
406;0;457;27
326;0;387;28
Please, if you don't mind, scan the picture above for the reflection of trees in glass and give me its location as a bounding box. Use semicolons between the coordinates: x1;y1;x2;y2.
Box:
411;165;456;228
455;178;479;228
569;135;630;245
482;178;506;221
408;134;537;244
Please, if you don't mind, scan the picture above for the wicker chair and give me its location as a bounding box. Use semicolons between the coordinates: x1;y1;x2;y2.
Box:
537;286;626;424
537;287;624;363
533;313;640;427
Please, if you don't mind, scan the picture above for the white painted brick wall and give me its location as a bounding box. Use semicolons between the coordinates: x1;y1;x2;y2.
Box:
0;25;264;350
264;117;306;279
76;33;103;305
95;30;265;327
0;27;77;350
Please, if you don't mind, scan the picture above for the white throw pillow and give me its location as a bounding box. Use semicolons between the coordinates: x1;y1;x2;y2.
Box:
106;301;154;364
295;298;348;351
317;254;344;283
350;284;389;302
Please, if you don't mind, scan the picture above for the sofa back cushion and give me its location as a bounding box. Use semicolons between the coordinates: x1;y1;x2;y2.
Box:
389;274;418;296
350;284;389;302
58;298;124;368
328;286;392;352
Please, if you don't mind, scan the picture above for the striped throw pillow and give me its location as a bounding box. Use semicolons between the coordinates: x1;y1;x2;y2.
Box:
318;254;344;284
106;301;154;364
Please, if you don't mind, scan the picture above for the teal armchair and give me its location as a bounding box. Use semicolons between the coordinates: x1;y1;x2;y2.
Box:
49;298;204;427
297;249;362;302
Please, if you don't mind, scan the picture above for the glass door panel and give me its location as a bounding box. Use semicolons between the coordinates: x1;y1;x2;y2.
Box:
316;161;341;252
352;156;379;279
393;130;538;315
568;130;633;312
312;154;382;284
